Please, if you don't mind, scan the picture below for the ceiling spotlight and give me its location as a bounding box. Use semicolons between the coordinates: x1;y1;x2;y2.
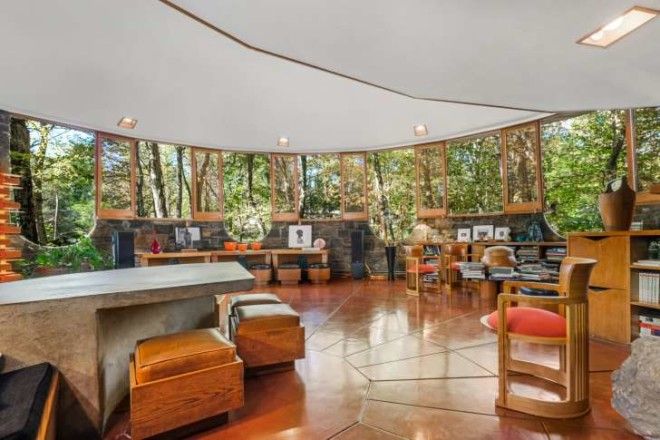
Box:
413;124;428;136
277;137;289;147
117;117;137;129
578;6;658;48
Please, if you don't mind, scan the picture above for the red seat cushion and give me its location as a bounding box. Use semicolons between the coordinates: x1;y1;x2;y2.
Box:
408;264;436;274
450;261;462;271
485;307;566;338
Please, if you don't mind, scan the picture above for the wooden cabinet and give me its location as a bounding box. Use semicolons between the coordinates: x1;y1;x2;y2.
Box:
587;287;630;344
569;236;628;289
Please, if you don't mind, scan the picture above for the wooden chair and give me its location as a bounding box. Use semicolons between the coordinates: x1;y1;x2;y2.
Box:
441;243;476;290
405;245;439;296
486;257;597;418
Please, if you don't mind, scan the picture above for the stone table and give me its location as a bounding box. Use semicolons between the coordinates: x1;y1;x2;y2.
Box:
0;262;253;439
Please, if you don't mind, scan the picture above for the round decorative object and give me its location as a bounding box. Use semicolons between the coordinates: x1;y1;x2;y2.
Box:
599;176;636;231
237;243;248;252
481;246;516;268
150;239;161;254
224;241;237;251
250;242;262;250
313;238;326;249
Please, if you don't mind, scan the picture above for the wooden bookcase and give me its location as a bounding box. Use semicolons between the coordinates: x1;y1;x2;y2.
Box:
568;230;660;344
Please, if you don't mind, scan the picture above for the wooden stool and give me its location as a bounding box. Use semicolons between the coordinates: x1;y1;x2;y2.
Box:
130;328;244;440
276;263;301;285
249;264;272;286
231;303;305;370
308;263;331;284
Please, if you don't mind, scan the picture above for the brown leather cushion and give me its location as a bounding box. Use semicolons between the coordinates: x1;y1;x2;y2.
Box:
134;328;235;384
230;293;282;315
235;304;300;335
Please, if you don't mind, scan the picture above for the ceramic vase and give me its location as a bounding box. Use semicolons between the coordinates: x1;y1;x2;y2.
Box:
598;176;636;231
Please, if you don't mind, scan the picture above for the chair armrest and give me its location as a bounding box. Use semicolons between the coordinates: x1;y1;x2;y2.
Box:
498;293;581;307
501;280;560;293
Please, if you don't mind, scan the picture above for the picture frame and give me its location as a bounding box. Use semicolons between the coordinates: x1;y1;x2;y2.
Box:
457;228;471;242
288;225;312;248
175;227;201;248
494;227;511;241
472;225;494;242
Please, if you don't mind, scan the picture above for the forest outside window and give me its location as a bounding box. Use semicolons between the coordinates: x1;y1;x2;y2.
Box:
502;122;543;213
632;107;659;204
300;154;341;220
136;142;191;219
340;153;368;220
415;143;446;218
192;148;223;220
96;133;135;219
446;133;503;215
271;154;299;221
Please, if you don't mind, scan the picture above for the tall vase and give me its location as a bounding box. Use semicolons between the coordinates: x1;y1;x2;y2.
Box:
599;176;636;231
385;245;396;281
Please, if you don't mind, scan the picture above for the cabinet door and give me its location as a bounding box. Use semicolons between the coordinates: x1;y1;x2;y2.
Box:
569;236;628;289
588;288;630;343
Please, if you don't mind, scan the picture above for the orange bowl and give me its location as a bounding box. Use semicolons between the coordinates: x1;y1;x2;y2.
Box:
250;242;262;250
237;243;248;252
224;241;237;251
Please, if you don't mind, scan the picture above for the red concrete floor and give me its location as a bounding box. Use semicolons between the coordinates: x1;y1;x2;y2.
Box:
105;279;637;440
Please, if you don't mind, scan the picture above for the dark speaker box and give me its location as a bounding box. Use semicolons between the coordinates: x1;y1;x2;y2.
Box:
112;231;135;269
350;230;365;264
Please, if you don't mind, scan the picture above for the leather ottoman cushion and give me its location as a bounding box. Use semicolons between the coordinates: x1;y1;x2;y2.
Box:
235;303;300;335
135;328;235;384
230;293;282;314
519;286;559;297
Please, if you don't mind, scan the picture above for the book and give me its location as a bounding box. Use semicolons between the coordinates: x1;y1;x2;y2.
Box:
638;272;660;304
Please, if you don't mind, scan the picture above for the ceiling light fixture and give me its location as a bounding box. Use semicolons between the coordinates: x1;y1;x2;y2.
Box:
117;117;137;129
413;124;428;136
578;6;658;48
277;137;289;147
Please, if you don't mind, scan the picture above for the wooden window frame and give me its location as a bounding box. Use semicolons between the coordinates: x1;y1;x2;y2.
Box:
340;152;368;221
95;132;136;219
415;142;447;218
501;121;544;214
270;153;300;222
625;109;660;205
191;147;224;221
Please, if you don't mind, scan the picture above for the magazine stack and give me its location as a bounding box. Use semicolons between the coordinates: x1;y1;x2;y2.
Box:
639;314;660;338
458;262;486;280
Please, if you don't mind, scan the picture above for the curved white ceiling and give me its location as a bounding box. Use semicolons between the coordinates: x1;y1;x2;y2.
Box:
2;1;656;153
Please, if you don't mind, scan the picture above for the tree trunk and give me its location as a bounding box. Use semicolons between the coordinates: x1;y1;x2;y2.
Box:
147;142;167;218
31;122;52;243
53;192;59;239
372;153;395;242
175;146;184;218
197;153;210;211
246;154;266;235
604;115;625;186
135;144;145;216
9;119;39;242
300;155;307;218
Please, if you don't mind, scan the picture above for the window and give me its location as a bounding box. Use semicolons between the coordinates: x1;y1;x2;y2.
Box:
97;133;134;218
271;154;299;221
10;118;95;245
368;149;416;243
341;153;368;220
192;148;223;220
223;152;271;241
415;143;446;218
136;142;191;218
446;133;503;215
633;107;659;202
542;111;627;235
300;154;341;219
502;122;543;213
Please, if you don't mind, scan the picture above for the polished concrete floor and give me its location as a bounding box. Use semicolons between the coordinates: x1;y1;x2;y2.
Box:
106;279;637;439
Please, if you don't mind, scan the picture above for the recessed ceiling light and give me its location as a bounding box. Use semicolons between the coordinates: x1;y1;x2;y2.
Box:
578;6;658;48
277;137;289;147
117;117;137;129
413;124;428;136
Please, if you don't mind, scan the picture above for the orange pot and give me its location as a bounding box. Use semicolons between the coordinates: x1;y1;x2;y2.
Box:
237;243;248;252
251;242;262;250
224;241;237;251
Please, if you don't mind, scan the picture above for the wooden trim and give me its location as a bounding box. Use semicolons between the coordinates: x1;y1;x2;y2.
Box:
624;109;638;191
96;133;136;219
415;142;447;218
36;370;59;440
502;121;543;214
191;147;223;220
340;152;368;221
270;153;300;222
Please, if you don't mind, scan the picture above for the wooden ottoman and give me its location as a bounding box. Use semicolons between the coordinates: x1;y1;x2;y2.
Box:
308;263;331;284
231;303;305;370
130;328;244;440
249;263;272;286
276;263;302;285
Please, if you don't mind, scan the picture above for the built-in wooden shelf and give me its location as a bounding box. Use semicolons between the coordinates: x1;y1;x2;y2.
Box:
630;264;660;271
631;301;660;311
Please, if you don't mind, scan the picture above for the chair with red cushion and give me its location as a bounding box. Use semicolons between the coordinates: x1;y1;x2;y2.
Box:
441;243;478;292
482;257;597;419
405;245;439;296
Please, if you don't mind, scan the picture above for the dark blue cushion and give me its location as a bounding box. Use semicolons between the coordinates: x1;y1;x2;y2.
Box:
519;286;559;297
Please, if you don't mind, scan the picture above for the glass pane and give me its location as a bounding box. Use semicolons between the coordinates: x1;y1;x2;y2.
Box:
367;149;416;243
417;145;445;211
506;124;538;204
300;154;341;219
100;136;131;211
446;134;503;214
542;110;627;235
136;142;191;218
272;155;297;214
223;152;271;241
343;153;366;213
634;107;659;192
194;150;220;213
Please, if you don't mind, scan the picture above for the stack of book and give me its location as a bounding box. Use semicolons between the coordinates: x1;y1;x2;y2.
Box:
516;246;540;263
639;314;660;338
458;262;486;280
637;272;660;304
545;247;567;263
518;263;552;281
489;266;516;280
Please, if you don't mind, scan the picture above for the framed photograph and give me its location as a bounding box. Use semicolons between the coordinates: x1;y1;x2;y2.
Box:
175;227;201;248
494;227;511;241
457;228;471;242
288;225;312;248
472;225;494;242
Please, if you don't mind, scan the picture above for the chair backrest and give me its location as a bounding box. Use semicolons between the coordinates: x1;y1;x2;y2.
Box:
481;246;516;267
557;257;597;299
444;243;468;257
410;245;424;258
